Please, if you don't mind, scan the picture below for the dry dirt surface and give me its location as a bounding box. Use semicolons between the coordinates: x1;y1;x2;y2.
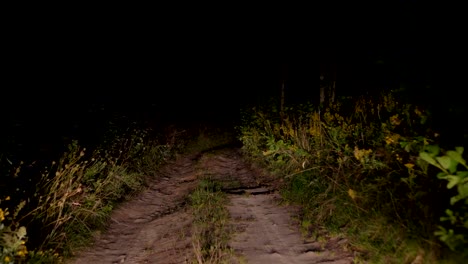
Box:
68;146;355;264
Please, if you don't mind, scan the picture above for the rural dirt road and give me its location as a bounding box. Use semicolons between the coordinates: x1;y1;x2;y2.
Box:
67;143;355;264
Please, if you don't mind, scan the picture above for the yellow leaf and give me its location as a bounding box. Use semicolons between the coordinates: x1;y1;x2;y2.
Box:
404;163;415;169
348;189;357;200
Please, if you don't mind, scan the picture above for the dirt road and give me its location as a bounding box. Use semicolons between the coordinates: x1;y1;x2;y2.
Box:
68;146;354;264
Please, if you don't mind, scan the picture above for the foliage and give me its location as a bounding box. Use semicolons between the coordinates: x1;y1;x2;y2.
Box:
238;91;465;263
1;197;28;264
419;145;468;252
0;122;184;263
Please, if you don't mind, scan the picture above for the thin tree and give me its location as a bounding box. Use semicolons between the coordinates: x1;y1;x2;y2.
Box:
280;64;288;124
320;61;337;108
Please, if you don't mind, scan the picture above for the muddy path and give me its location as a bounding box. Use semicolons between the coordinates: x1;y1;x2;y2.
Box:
68;146;355;264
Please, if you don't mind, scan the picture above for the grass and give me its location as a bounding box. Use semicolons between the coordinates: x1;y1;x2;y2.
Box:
181;123;244;263
0;120;238;264
279;164;466;264
189;178;232;264
238;92;468;263
1;123;186;263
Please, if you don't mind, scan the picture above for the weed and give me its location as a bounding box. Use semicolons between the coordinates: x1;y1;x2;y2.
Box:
189;178;232;263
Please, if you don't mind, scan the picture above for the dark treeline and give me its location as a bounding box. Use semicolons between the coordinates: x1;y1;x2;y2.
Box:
1;54;465;169
318;48;467;149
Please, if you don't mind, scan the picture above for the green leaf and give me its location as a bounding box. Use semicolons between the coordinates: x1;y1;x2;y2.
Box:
447;150;466;167
455;146;464;155
434;226;446;237
437;171;449;179
445;175;461;189
436;156;452;171
451;195;466;205
425;145;440;157
457;181;468;196
457;171;468;179
415;136;425;143
450;183;468;205
420;152;443;170
400;141;408;148
402;142;412;152
440;209;456;223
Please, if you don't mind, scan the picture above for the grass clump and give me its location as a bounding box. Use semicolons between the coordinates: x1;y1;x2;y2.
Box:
189;178;232;264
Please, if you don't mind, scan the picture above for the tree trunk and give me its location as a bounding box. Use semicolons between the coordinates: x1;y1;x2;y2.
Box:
280;64;288;124
320;61;337;107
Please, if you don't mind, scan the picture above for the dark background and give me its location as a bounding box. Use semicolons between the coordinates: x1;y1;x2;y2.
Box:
1;12;466;166
2;49;465;160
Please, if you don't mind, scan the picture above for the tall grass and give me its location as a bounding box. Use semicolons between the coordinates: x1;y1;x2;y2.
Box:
1;123;186;263
238;92;467;263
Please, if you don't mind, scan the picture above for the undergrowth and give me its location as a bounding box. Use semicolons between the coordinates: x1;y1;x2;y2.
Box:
238;92;467;263
1;121;186;264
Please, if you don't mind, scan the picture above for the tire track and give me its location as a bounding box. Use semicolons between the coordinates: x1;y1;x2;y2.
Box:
68;154;200;264
197;148;355;264
68;146;355;264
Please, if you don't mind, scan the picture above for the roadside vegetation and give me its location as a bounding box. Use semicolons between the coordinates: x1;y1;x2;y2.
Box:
238;91;467;263
1;113;238;264
1;119;187;264
2;88;465;264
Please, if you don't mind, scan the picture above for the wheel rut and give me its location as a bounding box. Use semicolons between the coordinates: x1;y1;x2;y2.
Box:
68;153;200;264
68;147;355;264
